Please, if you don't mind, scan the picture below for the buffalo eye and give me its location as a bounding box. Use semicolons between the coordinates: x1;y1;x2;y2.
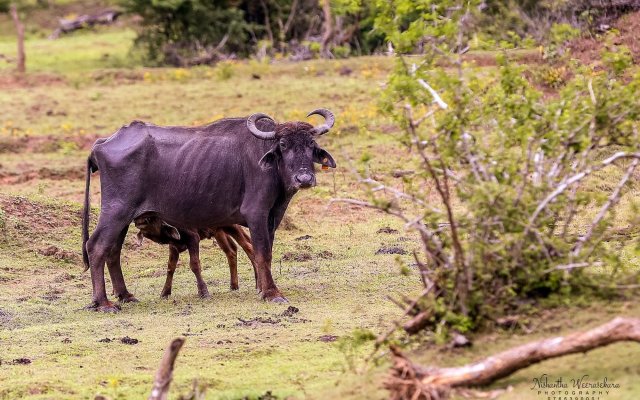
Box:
280;139;288;149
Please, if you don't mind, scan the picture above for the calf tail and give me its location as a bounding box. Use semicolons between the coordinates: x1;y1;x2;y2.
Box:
82;158;92;271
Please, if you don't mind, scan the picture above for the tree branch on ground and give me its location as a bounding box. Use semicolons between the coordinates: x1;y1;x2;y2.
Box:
385;317;640;400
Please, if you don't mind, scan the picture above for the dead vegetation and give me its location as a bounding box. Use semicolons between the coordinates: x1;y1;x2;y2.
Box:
386;317;640;400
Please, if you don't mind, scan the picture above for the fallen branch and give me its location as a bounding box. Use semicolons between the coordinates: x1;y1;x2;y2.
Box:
385;317;640;400
149;337;185;400
49;9;121;39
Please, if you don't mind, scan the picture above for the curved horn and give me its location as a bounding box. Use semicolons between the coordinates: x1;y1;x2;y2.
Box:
307;108;335;136
247;113;276;140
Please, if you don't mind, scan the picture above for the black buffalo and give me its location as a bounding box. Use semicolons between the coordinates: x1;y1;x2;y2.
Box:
82;109;336;312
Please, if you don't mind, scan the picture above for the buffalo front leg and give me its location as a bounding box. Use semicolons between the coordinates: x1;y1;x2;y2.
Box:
160;246;180;298
248;219;286;303
186;234;210;298
106;225;138;303
214;230;239;290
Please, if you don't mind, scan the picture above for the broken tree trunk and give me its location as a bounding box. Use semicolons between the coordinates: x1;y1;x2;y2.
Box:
149;337;185;400
9;4;25;74
386;317;640;400
49;9;121;39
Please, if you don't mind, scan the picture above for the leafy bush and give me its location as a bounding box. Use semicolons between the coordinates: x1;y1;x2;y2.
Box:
351;0;640;336
121;0;250;66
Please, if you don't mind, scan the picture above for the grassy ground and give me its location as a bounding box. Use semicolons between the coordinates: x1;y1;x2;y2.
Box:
1;23;639;400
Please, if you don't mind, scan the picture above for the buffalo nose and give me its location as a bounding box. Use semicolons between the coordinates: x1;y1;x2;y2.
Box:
296;173;313;185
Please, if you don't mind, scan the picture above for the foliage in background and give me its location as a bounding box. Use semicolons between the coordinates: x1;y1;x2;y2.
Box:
120;0;385;65
348;0;640;338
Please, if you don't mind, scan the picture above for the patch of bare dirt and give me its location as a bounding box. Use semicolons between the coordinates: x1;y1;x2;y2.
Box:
282;251;312;262
120;336;139;345
0;73;65;90
568;11;640;65
318;335;339;342
0;195;82;234
377;226;399;234
375;245;407;255
0;133;102;154
0;167;85;185
38;245;80;263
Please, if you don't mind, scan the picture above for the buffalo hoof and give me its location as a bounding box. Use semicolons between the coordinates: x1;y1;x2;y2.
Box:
118;293;139;303
230;284;239;291
262;290;288;303
270;296;289;304
198;288;211;299
85;301;121;313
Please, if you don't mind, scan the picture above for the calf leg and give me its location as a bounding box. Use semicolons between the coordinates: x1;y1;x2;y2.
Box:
160;245;180;298
106;225;138;303
185;232;209;298
214;230;239;290
86;216;131;312
248;218;286;303
225;225;258;290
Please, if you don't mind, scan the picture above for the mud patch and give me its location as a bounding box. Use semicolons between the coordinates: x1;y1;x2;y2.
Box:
0;133;102;154
10;358;32;365
236;316;281;327
318;335;338;342
377;226;399;234
316;250;334;259
98;338;112;343
120;336;139;345
295;235;312;241
38;245;80;263
375;246;407;255
0;167;85;185
0;195;81;235
282;252;312;262
40;287;65;302
281;306;299;317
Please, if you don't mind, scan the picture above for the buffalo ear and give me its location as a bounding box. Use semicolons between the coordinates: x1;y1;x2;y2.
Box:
161;223;181;241
258;145;280;170
313;147;336;168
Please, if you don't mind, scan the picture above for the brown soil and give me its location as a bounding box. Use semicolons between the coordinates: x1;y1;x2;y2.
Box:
568;11;640;65
0;74;65;90
0;167;85;185
282;251;313;262
375;245;407;255
0;133;102;154
38;245;80;263
0;194;81;233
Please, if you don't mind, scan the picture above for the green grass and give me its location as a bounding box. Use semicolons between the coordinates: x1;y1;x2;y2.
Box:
1;26;639;400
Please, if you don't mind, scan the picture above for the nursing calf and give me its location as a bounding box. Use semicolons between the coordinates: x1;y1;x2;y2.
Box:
134;213;256;297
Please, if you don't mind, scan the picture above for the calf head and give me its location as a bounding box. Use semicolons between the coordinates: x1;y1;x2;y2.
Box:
247;108;336;191
133;214;181;246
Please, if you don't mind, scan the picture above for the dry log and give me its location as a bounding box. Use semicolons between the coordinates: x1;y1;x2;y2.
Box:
386;317;640;400
149;337;185;400
49;9;121;39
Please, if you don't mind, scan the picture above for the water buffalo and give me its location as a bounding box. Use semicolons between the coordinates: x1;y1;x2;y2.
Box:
133;214;256;297
82;109;336;312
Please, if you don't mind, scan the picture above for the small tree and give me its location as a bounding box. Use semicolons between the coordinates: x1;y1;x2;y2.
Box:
0;0;26;73
339;0;640;338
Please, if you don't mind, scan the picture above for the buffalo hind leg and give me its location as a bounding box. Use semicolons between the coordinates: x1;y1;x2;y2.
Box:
160;245;180;298
85;217;130;312
248;218;286;303
106;225;138;303
214;230;239;290
185;232;209;298
225;225;258;290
